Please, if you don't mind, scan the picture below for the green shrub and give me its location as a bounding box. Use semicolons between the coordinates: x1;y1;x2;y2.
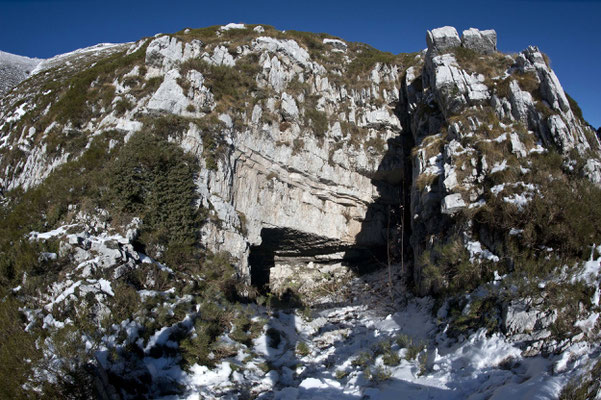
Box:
0;298;38;399
364;365;391;383
404;341;425;361
180;300;234;369
114;98;134;115
230;311;253;346
46;43;148;127
382;351;401;366
394;334;411;348
448;297;501;337
44;128;89;158
111;282;141;323
559;357;601;400
106;129;201;261
352;351;373;368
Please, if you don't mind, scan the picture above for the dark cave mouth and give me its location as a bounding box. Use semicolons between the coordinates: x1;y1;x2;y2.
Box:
248;227;386;293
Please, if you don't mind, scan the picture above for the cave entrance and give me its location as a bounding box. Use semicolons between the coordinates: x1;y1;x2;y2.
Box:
248;227;353;293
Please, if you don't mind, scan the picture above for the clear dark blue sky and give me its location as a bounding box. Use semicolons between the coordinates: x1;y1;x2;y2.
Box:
1;0;599;127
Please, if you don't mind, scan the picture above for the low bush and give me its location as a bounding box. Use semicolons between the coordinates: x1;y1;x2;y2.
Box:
305;108;328;137
0;297;39;399
364;365;392;383
404;341;425;361
181;55;260;109
352;351;373;368
46;43;148;127
565;92;584;122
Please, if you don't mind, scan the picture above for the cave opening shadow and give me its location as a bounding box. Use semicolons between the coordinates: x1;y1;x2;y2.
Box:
347;97;415;290
248;242;274;293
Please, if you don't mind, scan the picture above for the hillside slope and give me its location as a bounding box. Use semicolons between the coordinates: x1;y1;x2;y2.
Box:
0;24;600;399
0;50;41;96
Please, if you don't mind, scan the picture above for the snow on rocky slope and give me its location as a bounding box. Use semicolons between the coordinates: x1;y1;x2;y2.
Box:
0;50;42;96
23;219;601;399
1;23;601;399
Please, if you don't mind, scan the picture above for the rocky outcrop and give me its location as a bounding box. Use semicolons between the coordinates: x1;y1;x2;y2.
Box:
1;24;600;295
426;26;497;55
404;27;601;293
503;298;557;344
426;26;461;54
461;28;497;54
0;29;406;286
3;25;601;399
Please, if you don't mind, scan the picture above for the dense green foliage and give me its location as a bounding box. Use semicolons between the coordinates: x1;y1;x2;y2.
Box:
107;130;201;258
0;298;39;399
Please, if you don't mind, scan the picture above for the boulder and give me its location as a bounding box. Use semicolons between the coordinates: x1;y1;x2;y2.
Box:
441;193;466;214
461;28;497;54
503;298;557;343
426;26;461;54
280;92;299;120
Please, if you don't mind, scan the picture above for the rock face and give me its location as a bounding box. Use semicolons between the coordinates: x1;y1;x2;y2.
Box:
0;28;405;287
426;26;461;54
404;27;601;293
1;24;600;295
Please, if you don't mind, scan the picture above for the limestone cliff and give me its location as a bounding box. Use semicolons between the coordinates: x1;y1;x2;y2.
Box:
1;24;601;398
0;25;410;288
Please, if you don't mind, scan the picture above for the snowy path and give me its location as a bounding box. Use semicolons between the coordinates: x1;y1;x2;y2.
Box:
176;269;593;399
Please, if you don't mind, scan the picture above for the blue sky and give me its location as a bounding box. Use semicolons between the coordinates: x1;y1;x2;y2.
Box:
1;0;599;127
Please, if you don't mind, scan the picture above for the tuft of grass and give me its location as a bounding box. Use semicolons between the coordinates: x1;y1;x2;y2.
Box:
347;44;398;76
559;357;601;400
180;55;261;109
335;369;349;380
404;341;425;361
565;92;585;122
296;341;311;357
451;47;514;79
352;351;373;368
364;365;392;383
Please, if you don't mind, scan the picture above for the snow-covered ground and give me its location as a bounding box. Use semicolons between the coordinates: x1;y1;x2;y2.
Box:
167;268;600;399
23;222;601;399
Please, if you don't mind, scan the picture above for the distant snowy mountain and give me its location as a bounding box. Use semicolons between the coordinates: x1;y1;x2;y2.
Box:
0;50;42;96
